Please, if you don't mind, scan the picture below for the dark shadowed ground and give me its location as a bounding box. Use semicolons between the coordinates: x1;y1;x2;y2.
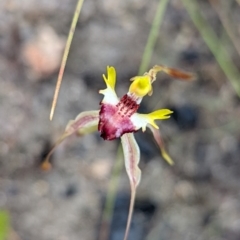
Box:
1;0;240;240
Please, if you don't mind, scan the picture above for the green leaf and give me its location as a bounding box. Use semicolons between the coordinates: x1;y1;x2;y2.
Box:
0;210;10;240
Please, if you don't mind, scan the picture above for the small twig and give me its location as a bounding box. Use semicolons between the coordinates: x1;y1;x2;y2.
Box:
50;0;85;120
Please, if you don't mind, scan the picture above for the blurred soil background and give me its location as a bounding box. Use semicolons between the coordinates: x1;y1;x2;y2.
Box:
1;0;240;240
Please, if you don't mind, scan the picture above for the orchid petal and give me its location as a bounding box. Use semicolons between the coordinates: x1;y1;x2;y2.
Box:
99;66;118;105
130;109;173;132
103;66;116;90
42;110;99;170
121;133;141;240
66;110;99;135
129;75;152;97
130;113;149;132
128;65;194;100
144;109;173;129
145;65;195;85
148;124;174;165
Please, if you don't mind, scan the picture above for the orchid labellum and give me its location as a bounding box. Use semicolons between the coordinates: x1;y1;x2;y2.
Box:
43;65;194;240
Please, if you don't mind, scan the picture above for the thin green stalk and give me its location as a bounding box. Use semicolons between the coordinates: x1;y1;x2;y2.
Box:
98;146;124;240
209;0;240;57
138;0;170;75
182;0;240;97
0;210;10;240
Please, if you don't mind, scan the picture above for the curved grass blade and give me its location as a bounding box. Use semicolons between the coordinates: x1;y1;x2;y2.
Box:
182;0;240;97
209;0;240;57
138;0;170;75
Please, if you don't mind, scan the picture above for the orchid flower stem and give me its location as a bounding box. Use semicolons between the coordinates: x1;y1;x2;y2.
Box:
123;186;136;240
50;0;85;120
182;0;240;97
98;145;124;240
138;0;170;75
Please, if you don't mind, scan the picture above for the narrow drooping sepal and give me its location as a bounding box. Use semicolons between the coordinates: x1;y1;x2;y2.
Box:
121;133;141;240
148;124;174;165
42;110;99;170
121;133;141;187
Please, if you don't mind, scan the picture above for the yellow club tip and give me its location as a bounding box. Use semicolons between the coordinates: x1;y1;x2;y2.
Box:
129;76;152;97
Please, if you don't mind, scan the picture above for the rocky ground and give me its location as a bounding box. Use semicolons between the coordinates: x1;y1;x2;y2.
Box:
1;0;240;240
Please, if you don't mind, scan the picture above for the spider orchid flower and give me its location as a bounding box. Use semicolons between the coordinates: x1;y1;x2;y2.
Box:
43;65;194;240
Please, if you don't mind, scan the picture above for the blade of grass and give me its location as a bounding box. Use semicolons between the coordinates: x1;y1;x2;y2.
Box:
50;0;85;120
182;0;240;97
209;0;240;57
0;210;10;240
138;0;170;75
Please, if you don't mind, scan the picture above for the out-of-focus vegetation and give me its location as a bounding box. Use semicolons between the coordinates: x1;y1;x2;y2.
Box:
0;210;10;240
183;0;240;97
